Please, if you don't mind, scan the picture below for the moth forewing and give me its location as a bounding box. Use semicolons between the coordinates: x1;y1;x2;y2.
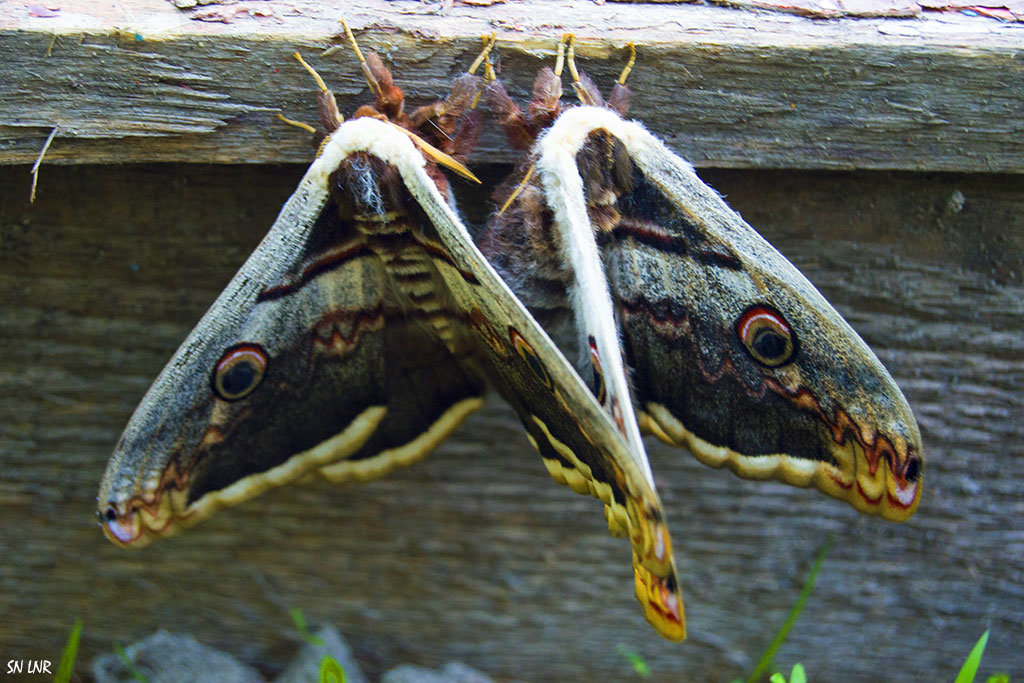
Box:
393;120;686;641
98;157;338;543
534;106;923;521
630;120;922;520
99;118;492;547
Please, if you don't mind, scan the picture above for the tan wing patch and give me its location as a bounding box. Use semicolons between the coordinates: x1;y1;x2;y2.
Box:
319;397;483;483
642;402;920;521
530;415;631;536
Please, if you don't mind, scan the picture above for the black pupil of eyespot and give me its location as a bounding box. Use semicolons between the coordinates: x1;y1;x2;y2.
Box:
104;507;117;521
221;360;257;396
752;328;788;360
525;352;548;384
905;458;921;482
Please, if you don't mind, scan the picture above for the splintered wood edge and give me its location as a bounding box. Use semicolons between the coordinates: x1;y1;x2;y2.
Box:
1;0;1023;172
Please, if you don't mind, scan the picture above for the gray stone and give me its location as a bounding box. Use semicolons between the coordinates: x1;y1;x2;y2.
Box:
381;661;493;683
92;630;264;683
273;626;367;683
437;662;494;683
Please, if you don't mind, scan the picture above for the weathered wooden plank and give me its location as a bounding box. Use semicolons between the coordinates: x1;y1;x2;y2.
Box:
0;162;1020;681
1;0;1023;171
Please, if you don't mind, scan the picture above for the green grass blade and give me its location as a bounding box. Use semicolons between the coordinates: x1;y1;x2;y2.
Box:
746;538;833;683
615;645;651;679
53;618;83;683
289;607;325;647
766;662;807;683
320;655;346;683
954;630;990;683
114;643;149;683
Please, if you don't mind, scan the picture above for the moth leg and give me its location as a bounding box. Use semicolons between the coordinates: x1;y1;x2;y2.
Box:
488;35;572;151
408;34;494;162
496;164;535;216
469;34;498;110
487;101;541;217
523;37;569;131
275;113;316;135
607;42;635;115
291;51;344;135
336;18;406;121
450;44;497;160
408;76;482;163
338;18;381;96
491;35;578;216
487;78;536;151
408;32;494;126
617;41;637;85
467;33;497;80
562;34;603;108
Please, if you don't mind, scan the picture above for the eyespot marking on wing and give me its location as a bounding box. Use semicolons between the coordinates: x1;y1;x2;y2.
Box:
211;343;268;401
736;305;797;368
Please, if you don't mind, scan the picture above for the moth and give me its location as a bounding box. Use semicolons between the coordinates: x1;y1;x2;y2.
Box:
98;31;685;641
479;36;923;526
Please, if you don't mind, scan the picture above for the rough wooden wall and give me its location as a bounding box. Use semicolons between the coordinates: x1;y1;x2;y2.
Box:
0;162;1020;681
3;0;1023;171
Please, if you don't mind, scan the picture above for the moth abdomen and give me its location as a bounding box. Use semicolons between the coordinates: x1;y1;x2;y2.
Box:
576;130;636;220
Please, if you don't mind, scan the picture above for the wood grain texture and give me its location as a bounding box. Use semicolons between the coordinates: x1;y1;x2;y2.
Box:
2;0;1023;171
0;162;1020;681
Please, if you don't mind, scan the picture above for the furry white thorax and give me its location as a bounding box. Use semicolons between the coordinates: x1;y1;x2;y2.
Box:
538;106;655;160
535;106;657;485
315;117;425;184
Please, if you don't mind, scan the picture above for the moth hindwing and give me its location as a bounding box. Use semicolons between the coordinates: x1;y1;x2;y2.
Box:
98;44;685;641
481;43;923;525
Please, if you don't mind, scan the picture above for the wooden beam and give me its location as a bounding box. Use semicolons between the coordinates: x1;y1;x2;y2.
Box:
1;0;1022;171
